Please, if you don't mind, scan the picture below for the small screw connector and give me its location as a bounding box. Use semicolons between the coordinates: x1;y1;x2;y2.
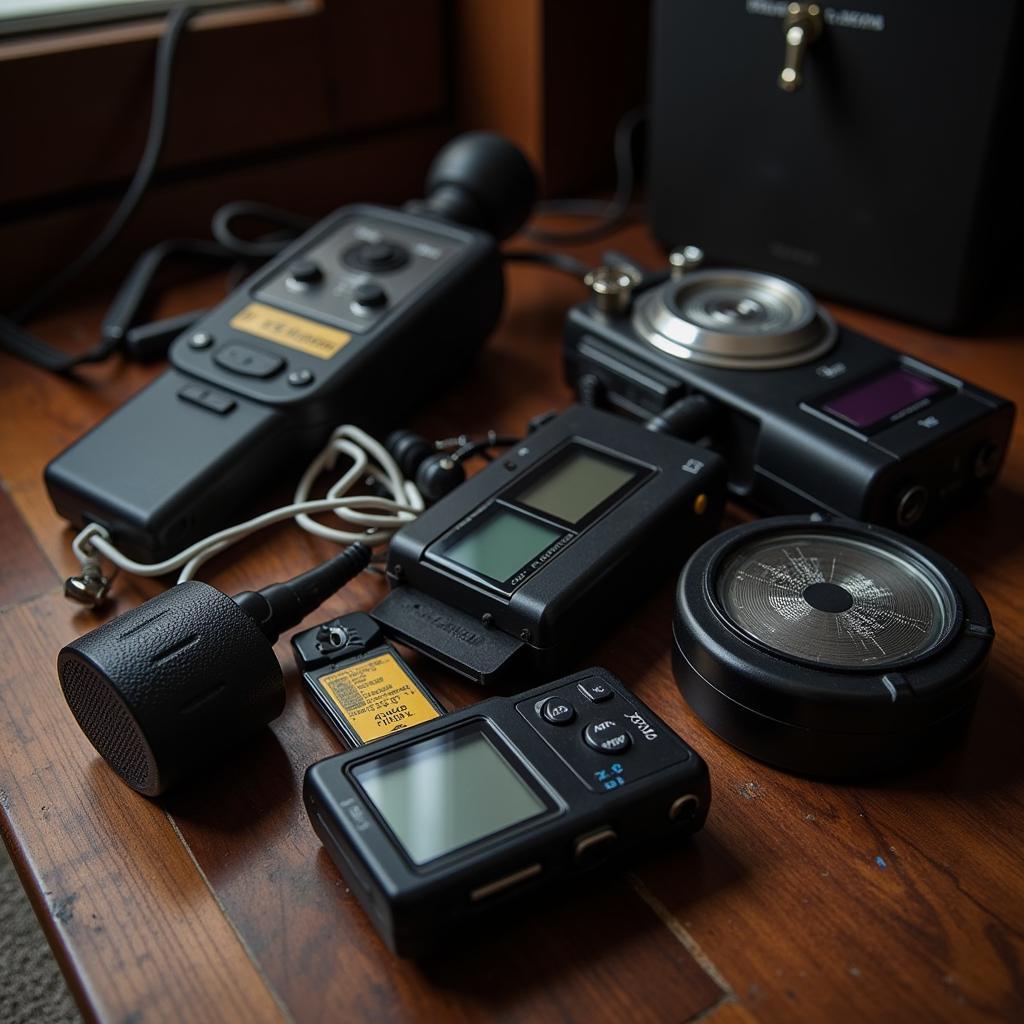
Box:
668;245;705;278
64;560;113;609
584;264;639;315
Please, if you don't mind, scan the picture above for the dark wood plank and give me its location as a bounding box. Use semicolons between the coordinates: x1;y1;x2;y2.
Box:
0;485;57;608
0;593;287;1023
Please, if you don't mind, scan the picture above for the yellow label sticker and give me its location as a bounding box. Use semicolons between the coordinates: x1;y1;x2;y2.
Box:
317;652;441;743
229;302;351;360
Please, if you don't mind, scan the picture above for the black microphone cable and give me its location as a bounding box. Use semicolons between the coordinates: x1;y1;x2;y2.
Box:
0;5;194;373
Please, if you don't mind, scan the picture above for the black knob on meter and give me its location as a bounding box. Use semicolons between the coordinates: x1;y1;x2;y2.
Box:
343;241;409;273
584;719;632;754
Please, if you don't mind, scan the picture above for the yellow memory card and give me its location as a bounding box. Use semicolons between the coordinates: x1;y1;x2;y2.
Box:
312;650;443;746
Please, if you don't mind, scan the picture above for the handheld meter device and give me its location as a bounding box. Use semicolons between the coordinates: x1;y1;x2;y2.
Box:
373;405;728;684
44;133;536;562
304;667;710;956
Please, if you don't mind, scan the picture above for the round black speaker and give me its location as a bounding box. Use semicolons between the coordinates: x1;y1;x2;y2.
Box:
58;581;285;796
672;515;994;777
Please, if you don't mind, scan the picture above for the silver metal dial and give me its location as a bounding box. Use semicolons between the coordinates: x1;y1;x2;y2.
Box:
633;268;836;369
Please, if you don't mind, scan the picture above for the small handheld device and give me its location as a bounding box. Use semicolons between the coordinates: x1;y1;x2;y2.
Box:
45;133;536;562
673;515;994;777
564;253;1015;531
292;612;445;748
304;667;710;956
372;405;728;685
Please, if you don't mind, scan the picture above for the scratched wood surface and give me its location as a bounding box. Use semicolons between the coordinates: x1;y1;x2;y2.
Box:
1;221;1022;1023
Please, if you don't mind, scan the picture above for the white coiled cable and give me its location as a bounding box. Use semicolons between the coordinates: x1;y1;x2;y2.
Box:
70;424;423;587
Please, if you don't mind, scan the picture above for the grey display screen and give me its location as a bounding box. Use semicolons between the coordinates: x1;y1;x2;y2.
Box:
517;448;636;524
444;508;562;581
354;729;547;865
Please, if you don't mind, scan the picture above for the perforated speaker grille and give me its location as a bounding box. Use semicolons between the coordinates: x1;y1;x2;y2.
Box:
60;654;155;792
714;531;957;669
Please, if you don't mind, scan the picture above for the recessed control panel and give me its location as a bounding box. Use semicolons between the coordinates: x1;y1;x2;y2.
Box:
255;216;464;335
518;673;691;792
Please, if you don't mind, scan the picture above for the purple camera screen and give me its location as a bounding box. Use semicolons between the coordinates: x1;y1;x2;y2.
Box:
822;369;941;429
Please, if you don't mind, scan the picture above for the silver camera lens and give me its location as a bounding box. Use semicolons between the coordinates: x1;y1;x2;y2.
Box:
634;268;836;369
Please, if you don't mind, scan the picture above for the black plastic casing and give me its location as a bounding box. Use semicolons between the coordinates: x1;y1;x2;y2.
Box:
304;668;710;956
45;205;503;562
564;279;1015;533
373;405;728;685
672;515;995;778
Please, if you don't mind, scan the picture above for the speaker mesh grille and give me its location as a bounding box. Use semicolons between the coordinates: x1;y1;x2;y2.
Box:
60;656;154;792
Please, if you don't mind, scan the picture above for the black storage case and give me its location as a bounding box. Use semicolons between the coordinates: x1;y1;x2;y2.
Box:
648;0;1021;329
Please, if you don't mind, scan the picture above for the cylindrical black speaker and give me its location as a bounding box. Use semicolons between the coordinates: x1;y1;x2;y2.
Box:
672;515;994;777
58;581;284;796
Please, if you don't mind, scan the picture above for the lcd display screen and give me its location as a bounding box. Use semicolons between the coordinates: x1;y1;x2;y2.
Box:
354;729;547;865
822;369;941;429
444;508;563;581
516;447;637;524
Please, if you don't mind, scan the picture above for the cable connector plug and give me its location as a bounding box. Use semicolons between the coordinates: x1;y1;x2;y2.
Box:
233;542;373;643
64;560;113;608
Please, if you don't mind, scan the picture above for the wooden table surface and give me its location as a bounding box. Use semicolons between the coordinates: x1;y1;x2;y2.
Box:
1;222;1022;1024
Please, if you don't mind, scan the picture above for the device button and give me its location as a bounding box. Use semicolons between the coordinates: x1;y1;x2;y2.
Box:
895;484;929;528
214;343;284;378
973;439;1003;479
541;698;576;725
577;679;613;703
573;827;618;866
668;794;701;823
177;383;236;415
287;259;323;286
584;719;632;754
352;282;387;308
343;241;409;273
188;331;213;349
470;863;543;903
287;369;314;387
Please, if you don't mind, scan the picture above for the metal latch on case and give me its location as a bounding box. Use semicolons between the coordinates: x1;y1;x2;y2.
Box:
778;2;823;93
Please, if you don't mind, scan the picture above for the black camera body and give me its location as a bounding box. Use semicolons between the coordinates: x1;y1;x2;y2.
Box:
564;260;1014;531
45;134;536;562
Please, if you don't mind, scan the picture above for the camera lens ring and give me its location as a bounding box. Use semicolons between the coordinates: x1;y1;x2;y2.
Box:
633;268;837;369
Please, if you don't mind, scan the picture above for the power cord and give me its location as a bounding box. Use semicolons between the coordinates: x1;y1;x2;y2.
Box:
65;421;522;606
523;107;646;245
210;200;314;259
501;250;590;279
0;5;195;373
66;424;424;606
